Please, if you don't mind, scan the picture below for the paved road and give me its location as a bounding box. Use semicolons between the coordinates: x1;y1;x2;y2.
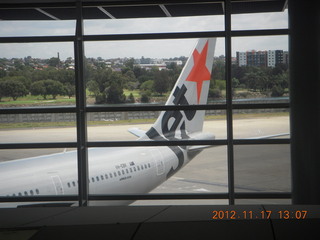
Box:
0;116;290;204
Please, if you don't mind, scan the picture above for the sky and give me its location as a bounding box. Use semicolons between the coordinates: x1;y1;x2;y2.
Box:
0;10;288;60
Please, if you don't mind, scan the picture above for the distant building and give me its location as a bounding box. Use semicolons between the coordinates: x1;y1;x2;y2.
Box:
236;49;288;68
236;52;247;66
283;51;289;65
247;50;267;67
138;63;167;71
268;50;284;67
164;60;183;66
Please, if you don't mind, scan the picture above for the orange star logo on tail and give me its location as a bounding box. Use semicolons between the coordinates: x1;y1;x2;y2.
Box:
186;40;211;104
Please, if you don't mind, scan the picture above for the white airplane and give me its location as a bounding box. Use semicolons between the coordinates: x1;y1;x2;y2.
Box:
0;38;217;207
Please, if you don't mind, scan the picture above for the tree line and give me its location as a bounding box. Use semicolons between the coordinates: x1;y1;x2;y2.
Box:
0;57;289;103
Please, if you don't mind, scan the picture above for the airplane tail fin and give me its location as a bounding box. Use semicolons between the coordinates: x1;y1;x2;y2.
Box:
145;38;216;140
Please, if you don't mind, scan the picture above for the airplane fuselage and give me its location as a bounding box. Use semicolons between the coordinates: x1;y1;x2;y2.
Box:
0;145;199;206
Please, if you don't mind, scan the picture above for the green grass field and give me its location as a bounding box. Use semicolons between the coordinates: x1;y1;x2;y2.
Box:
0;95;76;106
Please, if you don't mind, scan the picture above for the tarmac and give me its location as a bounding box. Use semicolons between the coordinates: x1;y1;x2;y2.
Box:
0;116;291;205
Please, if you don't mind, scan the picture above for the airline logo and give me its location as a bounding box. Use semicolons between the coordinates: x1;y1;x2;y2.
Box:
146;39;215;179
186;40;211;104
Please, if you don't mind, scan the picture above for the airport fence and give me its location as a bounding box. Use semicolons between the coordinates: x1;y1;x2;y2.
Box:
0;99;289;124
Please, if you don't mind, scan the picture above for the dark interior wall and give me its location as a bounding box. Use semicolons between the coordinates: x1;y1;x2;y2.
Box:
289;0;320;204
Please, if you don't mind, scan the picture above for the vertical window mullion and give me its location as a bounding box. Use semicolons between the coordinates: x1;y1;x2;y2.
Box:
225;0;235;205
74;0;88;207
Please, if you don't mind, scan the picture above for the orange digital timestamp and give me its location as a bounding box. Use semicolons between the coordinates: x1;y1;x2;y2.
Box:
212;210;308;220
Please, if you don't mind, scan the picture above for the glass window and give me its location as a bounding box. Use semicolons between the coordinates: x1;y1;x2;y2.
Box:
231;10;288;30
0;3;291;206
0;20;76;37
234;144;291;204
84;15;224;35
233;108;289;139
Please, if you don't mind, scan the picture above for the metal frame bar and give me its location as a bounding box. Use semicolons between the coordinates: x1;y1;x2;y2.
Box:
0;192;291;203
74;0;89;207
0;0;291;205
0;102;289;114
0;1;224;10
0;29;288;44
225;0;235;205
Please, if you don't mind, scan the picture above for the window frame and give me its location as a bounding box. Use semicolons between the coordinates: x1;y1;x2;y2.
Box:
0;0;290;206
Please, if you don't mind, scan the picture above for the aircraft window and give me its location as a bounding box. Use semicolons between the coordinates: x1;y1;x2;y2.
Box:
101;175;104;180
144;164;147;169
72;181;76;187
141;165;144;170
118;171;121;176
126;169;129;174
105;174;108;179
24;191;28;196
133;167;136;172
137;166;140;171
130;168;133;173
30;190;34;195
110;173;113;178
68;182;71;188
148;163;151;168
92;177;95;183
96;176;99;181
36;189;39;194
122;170;125;175
114;172;117;177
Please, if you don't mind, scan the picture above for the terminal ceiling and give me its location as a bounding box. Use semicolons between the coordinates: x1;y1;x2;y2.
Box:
0;0;287;21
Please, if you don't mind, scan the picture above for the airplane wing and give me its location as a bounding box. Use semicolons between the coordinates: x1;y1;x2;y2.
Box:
246;133;290;139
128;128;146;138
188;133;290;152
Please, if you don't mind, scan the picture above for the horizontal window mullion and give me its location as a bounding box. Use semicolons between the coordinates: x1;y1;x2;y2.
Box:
0;103;289;115
0;106;76;114
232;103;289;109
0;2;75;9
0;195;78;203
0;192;291;203
231;29;289;37
83;31;225;41
234;192;291;199
86;104;227;112
0;36;75;43
233;139;290;145
0;142;77;149
88;192;291;201
89;193;229;201
82;0;227;8
88;140;227;148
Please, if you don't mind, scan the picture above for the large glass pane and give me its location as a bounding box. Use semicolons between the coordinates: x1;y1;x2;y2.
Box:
84;38;225;106
0;42;75;106
0;20;75;37
231;9;288;30
87;110;226;141
232;36;289;103
88;145;227;205
234;144;291;204
0;148;78;207
84;15;224;35
0;114;76;143
233;109;289;139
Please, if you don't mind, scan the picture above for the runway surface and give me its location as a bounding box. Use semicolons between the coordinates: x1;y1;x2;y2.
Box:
0;116;291;205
